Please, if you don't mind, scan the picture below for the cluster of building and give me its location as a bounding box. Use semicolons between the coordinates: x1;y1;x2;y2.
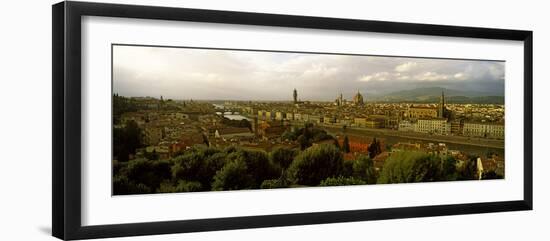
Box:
114;89;505;179
116;97;301;161
395;93;504;139
118;105;207;160
236;90;504;139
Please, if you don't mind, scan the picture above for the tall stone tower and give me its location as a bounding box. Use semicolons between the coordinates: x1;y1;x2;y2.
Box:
438;91;445;118
293;88;298;104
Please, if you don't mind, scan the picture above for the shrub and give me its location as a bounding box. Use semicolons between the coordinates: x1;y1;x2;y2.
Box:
113;175;152;195
320;176;367;186
157;181;177;193
125;158;171;191
270;147;298;170
225;149;279;188
377;151;443;184
352;155;377;184
260;179;288;189
211;159;254;191
457;156;479;180
287;144;344;186
175;180;203;192
171;147;224;190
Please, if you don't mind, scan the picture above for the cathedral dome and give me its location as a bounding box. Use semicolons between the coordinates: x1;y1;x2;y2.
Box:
353;90;364;105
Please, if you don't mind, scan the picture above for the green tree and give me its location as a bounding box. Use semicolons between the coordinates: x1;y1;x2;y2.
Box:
353;155;377;184
342;159;355;177
115;158;172;194
297;134;311;150
225;149;279;188
112;160;127;177
112;94;138;124
343;135;351;153
174;180;203;192
332;138;341;149
171;146;223;190
113;128;130;162
441;156;458;181
157;181;177;193
457;156;479;180
157;180;203;194
287;144;344;186
377;151;443;184
281;130;297;141
311;130;331;142
223;145;239;154
320;176;366;186
211;159;254;191
205;152;229;176
282;123;336;150
124;120;143;153
367;138;382;159
270;147;297;170
113;120;144;162
113;175;152;195
144;149;159;160
260;178;288;189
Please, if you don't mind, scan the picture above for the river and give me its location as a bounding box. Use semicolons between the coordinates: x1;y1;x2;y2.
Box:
213;104;251;121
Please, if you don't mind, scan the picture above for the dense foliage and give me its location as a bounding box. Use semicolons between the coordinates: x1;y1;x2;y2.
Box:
287;144;344;186
320;176;367;186
368;138;382;159
113;139;498;195
113;94;138;125
113;158;171;194
377;151;459;184
346;155;377;184
282;123;338;150
113;120;144;162
270;146;298;170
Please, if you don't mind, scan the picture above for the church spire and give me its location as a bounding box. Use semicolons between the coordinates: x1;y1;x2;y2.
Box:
438;91;445;118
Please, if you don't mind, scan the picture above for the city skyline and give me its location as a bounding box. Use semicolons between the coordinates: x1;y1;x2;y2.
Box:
113;45;505;101
112;45;505;195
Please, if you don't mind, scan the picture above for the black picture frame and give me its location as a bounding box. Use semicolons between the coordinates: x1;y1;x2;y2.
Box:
52;1;533;240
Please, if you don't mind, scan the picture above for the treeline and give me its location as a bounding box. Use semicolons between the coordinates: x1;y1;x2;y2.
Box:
113;120;144;162
113;94;139;125
282;123;338;150
113;142;500;195
113;95;181;125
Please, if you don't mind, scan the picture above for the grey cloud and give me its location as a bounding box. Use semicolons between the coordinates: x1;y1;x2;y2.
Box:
113;45;505;101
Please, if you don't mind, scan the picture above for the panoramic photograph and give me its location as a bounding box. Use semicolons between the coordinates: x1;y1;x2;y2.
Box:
111;44;505;195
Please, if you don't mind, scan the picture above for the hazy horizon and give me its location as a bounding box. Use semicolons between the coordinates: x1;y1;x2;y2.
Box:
113;45;505;101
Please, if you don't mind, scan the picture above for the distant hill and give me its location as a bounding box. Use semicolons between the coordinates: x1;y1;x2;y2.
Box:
368;87;504;104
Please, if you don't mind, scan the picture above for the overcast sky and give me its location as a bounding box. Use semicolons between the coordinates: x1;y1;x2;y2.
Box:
113;45;505;101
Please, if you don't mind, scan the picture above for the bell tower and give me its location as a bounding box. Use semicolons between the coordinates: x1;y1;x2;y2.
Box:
438;91;445;118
